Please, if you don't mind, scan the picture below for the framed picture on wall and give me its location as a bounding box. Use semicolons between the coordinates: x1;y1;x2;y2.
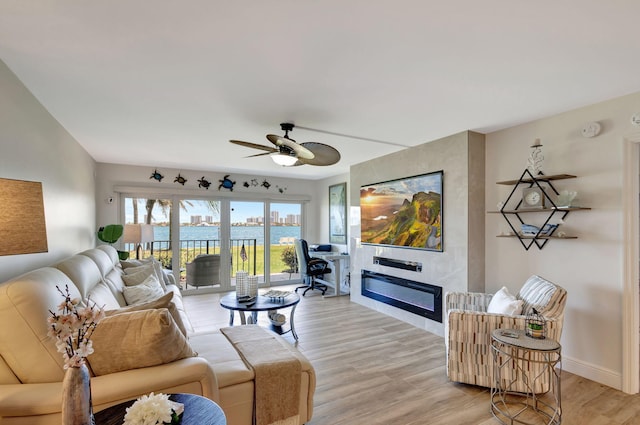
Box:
329;182;347;244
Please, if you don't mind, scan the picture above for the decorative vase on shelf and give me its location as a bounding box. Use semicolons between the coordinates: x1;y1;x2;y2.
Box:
61;362;94;425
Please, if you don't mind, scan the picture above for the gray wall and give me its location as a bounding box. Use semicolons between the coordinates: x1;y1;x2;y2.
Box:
0;59;96;282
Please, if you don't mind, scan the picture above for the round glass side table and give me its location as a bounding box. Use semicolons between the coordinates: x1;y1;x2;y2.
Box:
490;329;561;425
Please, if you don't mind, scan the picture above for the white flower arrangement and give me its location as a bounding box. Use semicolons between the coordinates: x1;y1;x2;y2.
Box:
123;392;184;425
47;285;105;368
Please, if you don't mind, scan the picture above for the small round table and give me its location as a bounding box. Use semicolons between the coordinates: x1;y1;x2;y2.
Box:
490;329;562;425
219;292;300;341
95;393;226;425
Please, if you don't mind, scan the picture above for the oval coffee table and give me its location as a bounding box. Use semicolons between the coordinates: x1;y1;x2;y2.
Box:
95;393;226;425
219;292;300;341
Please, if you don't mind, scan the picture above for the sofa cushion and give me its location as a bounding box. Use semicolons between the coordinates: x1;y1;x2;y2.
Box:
96;244;121;265
55;255;104;300
122;274;165;305
189;332;254;388
88;308;196;376
79;248;116;278
106;292;187;336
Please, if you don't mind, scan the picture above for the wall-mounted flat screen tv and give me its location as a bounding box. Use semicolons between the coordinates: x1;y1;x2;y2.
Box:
360;170;443;251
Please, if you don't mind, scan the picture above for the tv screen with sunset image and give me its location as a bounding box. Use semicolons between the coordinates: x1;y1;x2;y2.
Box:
360;171;443;251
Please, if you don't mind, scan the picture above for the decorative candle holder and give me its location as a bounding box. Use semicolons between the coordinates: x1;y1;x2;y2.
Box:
525;308;546;339
236;271;248;299
247;275;258;299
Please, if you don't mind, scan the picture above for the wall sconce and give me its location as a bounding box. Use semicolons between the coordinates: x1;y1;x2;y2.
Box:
123;224;155;259
0;178;48;256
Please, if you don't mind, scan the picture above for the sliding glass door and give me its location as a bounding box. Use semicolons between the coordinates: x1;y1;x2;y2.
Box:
230;201;264;284
269;202;301;283
122;194;304;292
179;199;221;289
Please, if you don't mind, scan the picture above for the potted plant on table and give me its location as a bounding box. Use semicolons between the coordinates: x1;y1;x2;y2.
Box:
97;224;129;260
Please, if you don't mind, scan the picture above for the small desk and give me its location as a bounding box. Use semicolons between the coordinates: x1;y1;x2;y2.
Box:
490;329;561;425
309;252;350;297
219;292;300;340
95;393;226;425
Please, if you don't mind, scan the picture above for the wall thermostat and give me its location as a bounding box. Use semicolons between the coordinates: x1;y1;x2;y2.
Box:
581;121;601;138
631;113;640;126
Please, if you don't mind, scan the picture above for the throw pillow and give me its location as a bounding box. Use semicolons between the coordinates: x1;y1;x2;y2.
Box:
487;286;524;316
122;267;155;287
124;263;167;292
88;308;196;376
142;257;172;288
122;274;165;305
105;292;188;336
120;259;143;269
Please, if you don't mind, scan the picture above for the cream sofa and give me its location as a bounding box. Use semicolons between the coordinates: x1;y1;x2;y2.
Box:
0;245;315;424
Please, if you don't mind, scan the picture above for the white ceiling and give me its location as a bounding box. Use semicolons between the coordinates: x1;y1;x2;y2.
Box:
2;1;640;180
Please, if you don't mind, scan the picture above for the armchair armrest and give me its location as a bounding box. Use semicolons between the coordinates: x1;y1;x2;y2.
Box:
308;258;329;273
445;291;493;312
0;358;218;420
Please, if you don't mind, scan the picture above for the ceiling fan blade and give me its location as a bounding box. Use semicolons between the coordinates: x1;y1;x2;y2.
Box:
266;134;315;160
229;139;277;153
246;151;273;158
297;142;341;166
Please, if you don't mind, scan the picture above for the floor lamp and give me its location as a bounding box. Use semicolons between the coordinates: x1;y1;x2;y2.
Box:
123;224;155;260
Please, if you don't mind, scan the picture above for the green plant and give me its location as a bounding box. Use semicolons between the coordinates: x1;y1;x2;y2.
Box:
97;224;124;244
281;246;298;274
528;322;543;331
97;224;129;260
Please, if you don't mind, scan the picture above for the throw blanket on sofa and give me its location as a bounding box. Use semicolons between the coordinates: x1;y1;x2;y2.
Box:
221;326;301;425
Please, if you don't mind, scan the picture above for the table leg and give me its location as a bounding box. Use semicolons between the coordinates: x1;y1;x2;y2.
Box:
228;310;234;326
289;303;298;341
322;259;341;298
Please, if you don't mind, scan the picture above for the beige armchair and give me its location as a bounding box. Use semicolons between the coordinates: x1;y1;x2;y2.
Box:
445;275;567;393
185;254;221;289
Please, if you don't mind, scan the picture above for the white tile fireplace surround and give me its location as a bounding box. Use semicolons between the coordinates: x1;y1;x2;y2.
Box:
348;131;486;337
349;244;467;337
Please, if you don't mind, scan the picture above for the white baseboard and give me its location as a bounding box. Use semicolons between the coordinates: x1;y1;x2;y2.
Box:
563;355;622;391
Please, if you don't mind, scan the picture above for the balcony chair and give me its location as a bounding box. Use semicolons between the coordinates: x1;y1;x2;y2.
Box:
445;275;567;393
185;254;221;289
294;238;330;296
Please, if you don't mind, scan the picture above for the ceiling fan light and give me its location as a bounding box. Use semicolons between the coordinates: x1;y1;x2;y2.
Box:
271;152;298;166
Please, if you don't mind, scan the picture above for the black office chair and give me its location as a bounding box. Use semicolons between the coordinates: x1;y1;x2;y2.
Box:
294;238;330;296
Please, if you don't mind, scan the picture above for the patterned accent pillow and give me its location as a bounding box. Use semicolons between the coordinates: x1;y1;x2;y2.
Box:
124;263;167;291
122;274;165;305
518;275;557;316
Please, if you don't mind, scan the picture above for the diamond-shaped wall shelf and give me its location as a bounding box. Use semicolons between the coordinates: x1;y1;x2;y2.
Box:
492;169;590;250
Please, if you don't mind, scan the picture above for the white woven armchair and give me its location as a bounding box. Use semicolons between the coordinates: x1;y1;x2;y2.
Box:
445;275;567;393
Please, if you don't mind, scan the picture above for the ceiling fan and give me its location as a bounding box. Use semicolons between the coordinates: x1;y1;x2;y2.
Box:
229;123;341;167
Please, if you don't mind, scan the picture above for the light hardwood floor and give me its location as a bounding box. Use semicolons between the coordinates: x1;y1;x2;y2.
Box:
183;286;640;425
